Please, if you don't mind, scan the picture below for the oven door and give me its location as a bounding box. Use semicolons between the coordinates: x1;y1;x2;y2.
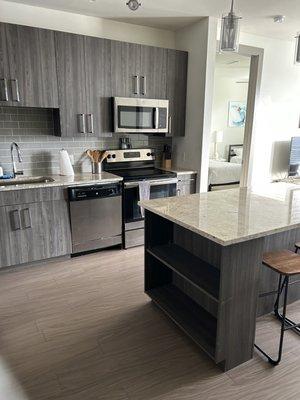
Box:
114;97;169;133
123;178;178;225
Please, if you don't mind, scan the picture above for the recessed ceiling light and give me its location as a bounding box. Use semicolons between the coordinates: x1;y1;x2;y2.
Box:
273;15;286;23
126;0;141;11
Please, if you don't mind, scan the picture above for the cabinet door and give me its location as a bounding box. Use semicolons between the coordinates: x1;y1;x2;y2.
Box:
166;50;188;137
140;46;167;99
55;32;87;137
85;36;112;135
0;201;71;268
0;24;11;106
111;41;141;98
5;23;58;108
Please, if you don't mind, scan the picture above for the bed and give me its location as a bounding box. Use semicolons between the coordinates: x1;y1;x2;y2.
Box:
208;144;243;191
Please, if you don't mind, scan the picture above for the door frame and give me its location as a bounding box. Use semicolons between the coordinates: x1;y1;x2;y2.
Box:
238;44;264;188
205;43;264;190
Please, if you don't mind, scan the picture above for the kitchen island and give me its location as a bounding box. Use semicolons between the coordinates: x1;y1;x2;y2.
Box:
140;186;300;371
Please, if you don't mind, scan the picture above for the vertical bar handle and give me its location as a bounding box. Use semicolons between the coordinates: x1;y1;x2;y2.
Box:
86;113;94;134
77;113;86;134
140;76;146;95
133;75;139;95
20;208;32;229
9;209;21;231
168;115;172;135
154;107;159;129
11;79;20;102
0;78;9;101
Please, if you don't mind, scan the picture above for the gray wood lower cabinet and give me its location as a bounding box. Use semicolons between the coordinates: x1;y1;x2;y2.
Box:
0;193;71;268
176;173;196;196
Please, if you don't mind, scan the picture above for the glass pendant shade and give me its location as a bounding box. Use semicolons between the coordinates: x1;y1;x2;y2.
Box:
219;0;241;53
295;34;300;65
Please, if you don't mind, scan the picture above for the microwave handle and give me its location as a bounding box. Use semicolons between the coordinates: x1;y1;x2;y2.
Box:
153;107;159;129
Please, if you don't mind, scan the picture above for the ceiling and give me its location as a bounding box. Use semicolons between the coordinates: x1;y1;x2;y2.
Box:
5;0;300;40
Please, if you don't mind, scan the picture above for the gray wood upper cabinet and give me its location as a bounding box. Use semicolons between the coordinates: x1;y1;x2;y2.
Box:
166;49;188;137
85;36;112;134
140;46;167;99
0;199;71;268
110;41;141;98
55;32;87;137
0;23;58;108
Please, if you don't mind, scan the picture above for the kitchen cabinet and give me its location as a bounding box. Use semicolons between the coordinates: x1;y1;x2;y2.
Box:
55;32;87;137
166;49;188;137
56;32;113;136
111;41;141;98
0;23;58;108
177;173;196;196
85;36;112;134
0;189;71;268
140;46;167;99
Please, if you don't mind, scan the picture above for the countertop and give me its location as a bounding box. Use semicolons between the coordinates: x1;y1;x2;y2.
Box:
139;183;300;246
0;172;122;192
159;166;197;175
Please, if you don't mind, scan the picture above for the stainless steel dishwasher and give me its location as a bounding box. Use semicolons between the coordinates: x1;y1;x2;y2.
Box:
68;183;122;254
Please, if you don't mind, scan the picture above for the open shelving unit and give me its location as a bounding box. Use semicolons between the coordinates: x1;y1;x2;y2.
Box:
144;212;222;362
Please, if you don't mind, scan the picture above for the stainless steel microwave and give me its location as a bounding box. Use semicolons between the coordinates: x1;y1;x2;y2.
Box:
113;97;169;133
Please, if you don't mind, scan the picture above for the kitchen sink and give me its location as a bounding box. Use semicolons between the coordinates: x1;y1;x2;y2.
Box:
0;176;55;186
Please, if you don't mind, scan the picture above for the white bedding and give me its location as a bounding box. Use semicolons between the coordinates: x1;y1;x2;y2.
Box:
209;159;242;185
230;155;242;164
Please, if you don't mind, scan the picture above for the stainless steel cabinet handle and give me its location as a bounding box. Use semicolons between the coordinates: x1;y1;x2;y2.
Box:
154;107;159;129
10;209;21;231
20;208;32;229
0;78;9;101
86;113;94;134
140;76;146;95
133;75;139;95
77;113;86;134
176;188;181;196
168;115;172;135
11;79;20;102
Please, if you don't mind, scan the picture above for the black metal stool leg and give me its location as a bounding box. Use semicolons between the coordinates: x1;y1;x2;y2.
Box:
254;276;289;366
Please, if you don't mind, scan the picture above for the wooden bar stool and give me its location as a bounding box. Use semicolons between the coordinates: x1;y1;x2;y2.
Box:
255;250;300;365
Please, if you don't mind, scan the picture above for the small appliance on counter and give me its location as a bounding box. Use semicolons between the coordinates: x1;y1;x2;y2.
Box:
162;144;172;170
103;148;177;249
86;149;108;174
59;149;74;176
119;137;132;150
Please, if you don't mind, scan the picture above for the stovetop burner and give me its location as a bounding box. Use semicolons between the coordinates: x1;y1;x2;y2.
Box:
110;167;176;182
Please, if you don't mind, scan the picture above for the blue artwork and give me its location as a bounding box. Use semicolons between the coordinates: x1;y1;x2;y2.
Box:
228;101;246;128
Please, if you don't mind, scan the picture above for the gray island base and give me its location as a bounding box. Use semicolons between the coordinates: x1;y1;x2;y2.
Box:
141;188;300;371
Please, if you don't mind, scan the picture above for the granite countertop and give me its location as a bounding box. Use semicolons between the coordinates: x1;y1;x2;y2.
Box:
0;172;122;191
139;183;300;246
159;166;197;175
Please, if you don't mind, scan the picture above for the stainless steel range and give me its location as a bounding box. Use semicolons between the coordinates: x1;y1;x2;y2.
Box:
103;149;178;248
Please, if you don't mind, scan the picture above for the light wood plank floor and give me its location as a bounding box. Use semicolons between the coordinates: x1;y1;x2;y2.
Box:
0;247;300;400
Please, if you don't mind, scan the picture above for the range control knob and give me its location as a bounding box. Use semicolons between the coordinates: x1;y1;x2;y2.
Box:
112;154;116;159
107;154;112;159
146;152;151;157
151;152;155;157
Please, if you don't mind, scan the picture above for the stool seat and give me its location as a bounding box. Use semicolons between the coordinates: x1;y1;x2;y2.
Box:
263;250;300;276
295;242;300;250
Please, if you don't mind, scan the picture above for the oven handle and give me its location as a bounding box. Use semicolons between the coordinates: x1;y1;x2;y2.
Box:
124;178;178;188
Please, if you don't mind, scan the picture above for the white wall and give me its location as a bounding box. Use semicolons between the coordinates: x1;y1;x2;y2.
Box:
211;68;249;159
0;0;175;48
172;17;218;191
238;32;300;184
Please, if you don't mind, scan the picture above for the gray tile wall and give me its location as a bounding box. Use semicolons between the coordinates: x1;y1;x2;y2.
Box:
0;107;171;176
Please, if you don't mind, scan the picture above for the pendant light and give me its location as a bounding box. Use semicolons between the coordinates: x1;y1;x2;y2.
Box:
295;33;300;64
220;0;242;53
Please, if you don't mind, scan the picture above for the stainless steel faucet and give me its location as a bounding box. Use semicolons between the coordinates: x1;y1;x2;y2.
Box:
10;142;23;177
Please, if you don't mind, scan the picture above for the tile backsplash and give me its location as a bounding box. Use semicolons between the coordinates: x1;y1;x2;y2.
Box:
0;107;171;176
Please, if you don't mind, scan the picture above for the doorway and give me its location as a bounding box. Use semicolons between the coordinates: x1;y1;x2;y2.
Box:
208;52;250;191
